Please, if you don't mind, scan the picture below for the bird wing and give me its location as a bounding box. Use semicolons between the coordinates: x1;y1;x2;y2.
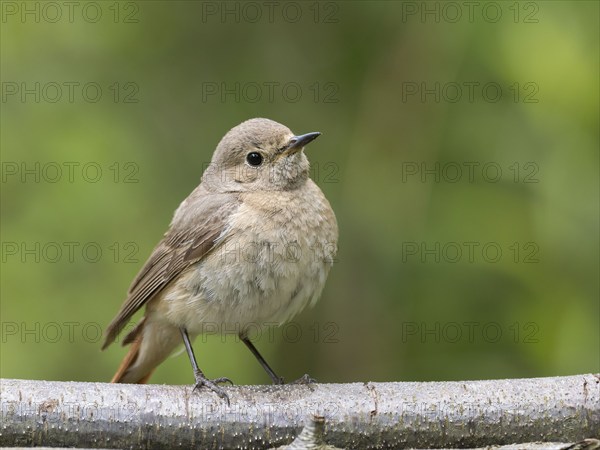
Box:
101;190;240;349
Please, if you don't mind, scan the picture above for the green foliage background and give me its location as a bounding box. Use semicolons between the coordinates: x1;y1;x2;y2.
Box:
1;1;598;385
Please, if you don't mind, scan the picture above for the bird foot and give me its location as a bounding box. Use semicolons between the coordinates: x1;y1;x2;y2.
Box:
192;371;233;405
271;375;285;385
288;373;316;385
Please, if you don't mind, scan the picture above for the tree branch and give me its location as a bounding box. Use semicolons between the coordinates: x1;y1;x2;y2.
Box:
1;374;598;449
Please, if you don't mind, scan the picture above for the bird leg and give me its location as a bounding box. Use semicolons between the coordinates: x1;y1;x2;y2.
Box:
180;327;233;405
241;335;316;385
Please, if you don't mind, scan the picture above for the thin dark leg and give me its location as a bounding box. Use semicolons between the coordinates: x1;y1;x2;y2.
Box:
180;327;232;404
241;336;285;385
180;327;203;376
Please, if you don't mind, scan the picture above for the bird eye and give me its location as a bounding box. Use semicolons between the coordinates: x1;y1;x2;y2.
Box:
246;152;263;166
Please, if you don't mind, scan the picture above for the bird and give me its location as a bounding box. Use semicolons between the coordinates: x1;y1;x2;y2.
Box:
101;118;338;403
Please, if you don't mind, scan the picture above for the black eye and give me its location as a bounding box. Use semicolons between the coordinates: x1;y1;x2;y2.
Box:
246;152;263;166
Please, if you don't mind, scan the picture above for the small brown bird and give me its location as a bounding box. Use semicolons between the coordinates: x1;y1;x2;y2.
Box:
102;118;338;403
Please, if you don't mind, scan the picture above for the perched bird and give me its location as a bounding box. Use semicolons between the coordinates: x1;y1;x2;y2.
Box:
102;118;338;403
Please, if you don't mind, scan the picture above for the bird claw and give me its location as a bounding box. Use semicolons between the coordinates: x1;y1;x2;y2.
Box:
271;375;285;385
211;376;234;386
288;374;316;385
192;372;233;405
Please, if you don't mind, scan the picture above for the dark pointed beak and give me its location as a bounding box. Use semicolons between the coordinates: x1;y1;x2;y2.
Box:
286;132;321;152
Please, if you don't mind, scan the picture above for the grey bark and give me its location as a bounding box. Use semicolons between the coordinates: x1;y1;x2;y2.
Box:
1;374;598;449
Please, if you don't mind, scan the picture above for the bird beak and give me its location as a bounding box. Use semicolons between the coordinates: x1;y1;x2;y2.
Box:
283;132;321;154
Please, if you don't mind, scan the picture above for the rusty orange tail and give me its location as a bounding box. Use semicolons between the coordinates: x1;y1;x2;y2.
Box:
109;316;182;384
111;336;155;384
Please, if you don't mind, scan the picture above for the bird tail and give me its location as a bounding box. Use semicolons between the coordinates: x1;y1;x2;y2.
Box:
110;316;183;384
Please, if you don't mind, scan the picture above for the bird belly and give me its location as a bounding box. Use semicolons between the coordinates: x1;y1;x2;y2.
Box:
159;189;337;336
162;242;329;335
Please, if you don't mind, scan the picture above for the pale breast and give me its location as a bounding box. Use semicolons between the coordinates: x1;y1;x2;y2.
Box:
161;180;338;335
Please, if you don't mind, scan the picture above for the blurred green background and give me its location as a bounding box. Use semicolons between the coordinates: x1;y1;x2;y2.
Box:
1;1;598;385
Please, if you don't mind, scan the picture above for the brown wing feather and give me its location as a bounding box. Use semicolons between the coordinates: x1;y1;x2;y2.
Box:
101;190;240;350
